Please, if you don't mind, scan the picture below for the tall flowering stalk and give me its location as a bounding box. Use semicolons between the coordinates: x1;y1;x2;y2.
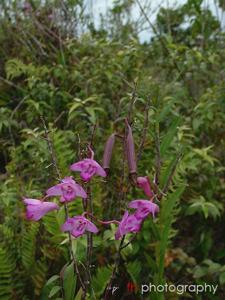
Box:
40;117;86;291
21;107;181;299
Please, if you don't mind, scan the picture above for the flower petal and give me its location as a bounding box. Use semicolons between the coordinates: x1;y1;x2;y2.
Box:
23;198;42;205
137;176;154;198
86;220;98;233
128;200;148;209
46;184;63;196
61;218;75;231
93;161;107;177
74;184;87;198
70;161;84;171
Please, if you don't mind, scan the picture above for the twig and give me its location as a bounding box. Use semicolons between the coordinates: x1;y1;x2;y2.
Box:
154;123;161;186
53;111;66;125
135;0;184;80
89;123;97;148
137;96;151;162
40;116;85;292
120;233;137;250
128;81;138;124
0;75;25;93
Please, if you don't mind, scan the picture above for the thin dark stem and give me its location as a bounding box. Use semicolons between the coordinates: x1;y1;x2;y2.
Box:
104;236;125;300
120;233;137;250
128;81;137;124
86;185;93;289
137;96;151;162
155;123;161;186
82;125;97;298
40;116;85;292
89;123;97;148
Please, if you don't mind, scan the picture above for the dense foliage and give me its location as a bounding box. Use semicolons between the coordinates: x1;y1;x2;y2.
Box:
0;0;224;299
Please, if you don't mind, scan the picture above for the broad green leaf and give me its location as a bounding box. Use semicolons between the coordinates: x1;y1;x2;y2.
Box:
63;262;77;300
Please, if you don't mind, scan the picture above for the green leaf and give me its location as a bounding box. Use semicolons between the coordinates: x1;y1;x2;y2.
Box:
63;262;77;300
49;286;61;298
160;117;181;157
157;185;185;284
127;261;141;284
92;266;112;296
46;275;60;286
219;272;225;285
74;288;83;300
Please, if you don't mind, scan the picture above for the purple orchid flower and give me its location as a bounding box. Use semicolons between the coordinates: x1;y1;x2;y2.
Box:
129;200;159;219
23;198;59;221
46;176;87;203
61;216;98;238
115;211;142;240
70;148;106;181
137;176;154;198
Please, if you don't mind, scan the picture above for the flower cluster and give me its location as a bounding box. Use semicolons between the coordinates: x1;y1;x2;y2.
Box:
115;176;159;239
23;123;159;241
23;151;106;237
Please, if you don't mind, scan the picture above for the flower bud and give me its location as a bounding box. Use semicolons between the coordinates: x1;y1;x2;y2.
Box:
102;133;115;172
126;121;137;174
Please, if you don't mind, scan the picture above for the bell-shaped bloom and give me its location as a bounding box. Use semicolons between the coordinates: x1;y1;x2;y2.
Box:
103;133;115;171
70;159;106;182
115;211;142;240
61;216;98;238
129;200;159;219
23;198;59;221
137;176;154;198
46;177;87;202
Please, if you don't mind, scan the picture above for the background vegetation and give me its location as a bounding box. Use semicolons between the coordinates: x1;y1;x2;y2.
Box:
0;0;224;299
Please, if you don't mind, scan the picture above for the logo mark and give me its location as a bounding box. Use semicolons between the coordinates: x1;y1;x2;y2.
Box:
112;286;119;295
127;282;138;293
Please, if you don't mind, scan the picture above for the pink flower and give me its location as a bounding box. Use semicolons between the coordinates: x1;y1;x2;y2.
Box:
137;176;154;198
115;211;142;240
46;177;87;202
61;216;98;238
23;198;59;221
70;159;106;181
129;200;159;219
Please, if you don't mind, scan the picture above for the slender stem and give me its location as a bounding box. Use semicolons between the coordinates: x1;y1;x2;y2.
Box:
82;211;120;225
137;96;151;162
86;185;93;288
128;80;137;124
104;236;125;300
40;116;85;292
120;234;137;250
155;123;161;186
